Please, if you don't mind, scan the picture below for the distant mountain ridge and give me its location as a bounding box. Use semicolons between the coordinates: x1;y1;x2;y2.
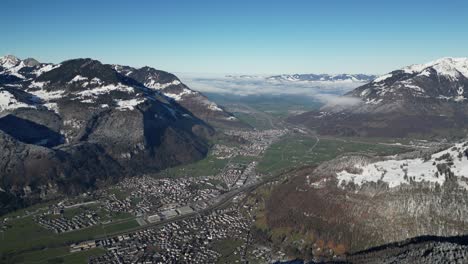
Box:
266;73;376;83
225;73;376;83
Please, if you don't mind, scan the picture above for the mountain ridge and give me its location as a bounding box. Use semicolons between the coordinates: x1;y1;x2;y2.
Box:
288;57;468;138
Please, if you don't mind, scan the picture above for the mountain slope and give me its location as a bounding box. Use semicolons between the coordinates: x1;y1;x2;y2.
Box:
266;142;468;257
112;65;245;128
288;58;468;138
0;55;217;214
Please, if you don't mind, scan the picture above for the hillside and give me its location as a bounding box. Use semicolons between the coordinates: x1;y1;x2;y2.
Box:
0;55;234;214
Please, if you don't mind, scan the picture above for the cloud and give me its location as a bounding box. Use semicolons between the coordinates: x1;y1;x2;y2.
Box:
315;94;362;107
177;73;365;106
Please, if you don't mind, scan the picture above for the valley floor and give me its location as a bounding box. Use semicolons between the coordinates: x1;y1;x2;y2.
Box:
0;106;454;263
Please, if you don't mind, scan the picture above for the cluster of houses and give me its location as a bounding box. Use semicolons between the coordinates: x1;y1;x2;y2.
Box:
99;176;223;220
87;209;250;263
224;129;288;157
219;161;259;189
34;210;100;233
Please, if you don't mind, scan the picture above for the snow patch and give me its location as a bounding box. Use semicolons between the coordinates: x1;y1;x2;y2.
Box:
115;98;145;111
336;142;468;189
373;74;392;83
207;102;223;111
43;102;59;114
0;90;33;111
29;81;49;89
75;83;134;99
145;79;181;90
365;98;383;105
29;89;65;101
164;88;195;101
34;64;61;76
69;75;88;83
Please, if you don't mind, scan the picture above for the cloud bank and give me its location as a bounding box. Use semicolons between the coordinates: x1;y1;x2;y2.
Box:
178;73;366;106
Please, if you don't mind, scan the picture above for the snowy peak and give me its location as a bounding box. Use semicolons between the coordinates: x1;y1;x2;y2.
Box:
350;57;468;103
0;55;21;68
0;55;49;80
402;57;468;78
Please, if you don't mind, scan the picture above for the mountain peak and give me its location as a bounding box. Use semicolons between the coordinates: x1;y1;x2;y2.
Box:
401;57;468;77
23;58;40;67
0;55;21;68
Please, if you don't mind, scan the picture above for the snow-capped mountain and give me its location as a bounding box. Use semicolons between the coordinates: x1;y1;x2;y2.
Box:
267;73;376;83
349;57;468;103
112;65;244;128
0;55;233;214
289;57;468;138
0;55;240;128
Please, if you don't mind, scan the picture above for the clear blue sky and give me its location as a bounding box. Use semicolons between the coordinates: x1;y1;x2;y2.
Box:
1;0;468;74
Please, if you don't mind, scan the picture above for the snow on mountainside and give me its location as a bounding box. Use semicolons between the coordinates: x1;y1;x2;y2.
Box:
0;55;217;214
112;64;243;128
0;89;33;111
350;57;468;103
0;55;240;128
274;141;468;254
336;142;468;189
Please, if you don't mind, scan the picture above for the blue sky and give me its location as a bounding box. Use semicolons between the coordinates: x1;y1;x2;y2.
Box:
1;0;468;74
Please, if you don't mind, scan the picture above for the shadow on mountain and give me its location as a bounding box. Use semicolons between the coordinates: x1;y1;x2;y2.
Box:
0;114;64;147
351;234;468;255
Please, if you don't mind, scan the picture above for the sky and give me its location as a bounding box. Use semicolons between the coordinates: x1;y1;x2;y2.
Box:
1;0;468;75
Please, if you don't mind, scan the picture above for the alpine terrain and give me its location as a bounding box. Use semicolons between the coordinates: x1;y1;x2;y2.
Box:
0;55;238;214
289;58;468;138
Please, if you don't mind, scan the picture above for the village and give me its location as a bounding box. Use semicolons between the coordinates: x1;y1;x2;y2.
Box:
0;128;289;263
80;207;251;263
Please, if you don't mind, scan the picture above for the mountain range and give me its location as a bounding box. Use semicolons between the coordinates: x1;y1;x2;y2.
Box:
0;55;240;214
266;73;376;83
289;57;468;138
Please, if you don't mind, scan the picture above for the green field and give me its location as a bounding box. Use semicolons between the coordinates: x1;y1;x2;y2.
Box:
156;153;229;178
233;112;274;130
212;239;244;264
0;215;138;263
10;247;106;264
257;135;410;175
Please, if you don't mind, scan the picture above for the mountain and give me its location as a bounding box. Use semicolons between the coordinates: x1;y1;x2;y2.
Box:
224;73;376;84
266;73;376;83
288;58;468;138
0;55;230;214
348;57;468;103
266;142;468;257
111;65;245;128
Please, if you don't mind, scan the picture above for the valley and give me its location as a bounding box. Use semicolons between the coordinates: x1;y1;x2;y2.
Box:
4;1;468;263
2;55;468;264
0;95;427;263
